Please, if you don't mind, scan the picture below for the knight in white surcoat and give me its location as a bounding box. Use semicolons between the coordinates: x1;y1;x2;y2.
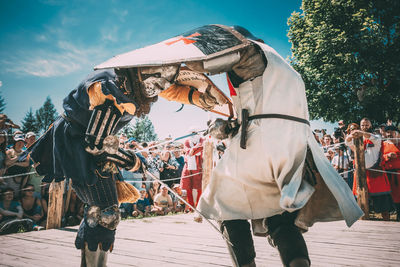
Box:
94;24;363;267
185;26;363;267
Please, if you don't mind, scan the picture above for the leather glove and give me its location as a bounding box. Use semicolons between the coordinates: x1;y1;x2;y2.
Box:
205;118;239;140
198;87;219;111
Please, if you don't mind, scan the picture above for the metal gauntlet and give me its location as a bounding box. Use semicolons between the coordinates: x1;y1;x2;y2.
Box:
85;99;122;155
85;99;141;171
206;118;239;140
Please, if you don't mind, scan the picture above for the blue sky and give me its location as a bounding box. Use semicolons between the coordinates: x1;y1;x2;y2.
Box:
0;0;337;138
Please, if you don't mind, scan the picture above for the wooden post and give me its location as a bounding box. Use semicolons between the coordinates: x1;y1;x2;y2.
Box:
354;137;369;220
193;138;214;223
202;138;214;191
46;180;65;229
64;179;73;214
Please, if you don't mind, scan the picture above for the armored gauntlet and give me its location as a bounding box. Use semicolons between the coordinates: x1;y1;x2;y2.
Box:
206;118;239;140
85;99;140;171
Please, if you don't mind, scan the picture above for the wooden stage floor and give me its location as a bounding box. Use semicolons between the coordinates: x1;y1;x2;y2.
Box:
1;213;399;267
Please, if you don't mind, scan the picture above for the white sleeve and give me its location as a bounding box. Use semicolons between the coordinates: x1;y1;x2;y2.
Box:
364;135;382;169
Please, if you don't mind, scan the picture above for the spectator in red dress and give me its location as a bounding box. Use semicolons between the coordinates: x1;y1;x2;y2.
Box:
381;125;400;221
180;130;204;211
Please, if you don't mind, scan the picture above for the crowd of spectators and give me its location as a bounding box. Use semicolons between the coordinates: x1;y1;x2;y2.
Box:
2;110;398;236
0;114;46;234
313;118;400;221
0;114;83;234
117;134;202;218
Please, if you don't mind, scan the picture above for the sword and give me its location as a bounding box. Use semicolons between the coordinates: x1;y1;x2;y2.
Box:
143;168;233;246
134;129;207;154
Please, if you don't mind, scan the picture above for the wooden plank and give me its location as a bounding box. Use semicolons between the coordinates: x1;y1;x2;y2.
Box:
46;180;65;229
1;214;400;266
354;136;369;219
202;138;213;191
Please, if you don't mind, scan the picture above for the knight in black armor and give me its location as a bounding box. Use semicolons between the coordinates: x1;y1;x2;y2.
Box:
28;65;182;266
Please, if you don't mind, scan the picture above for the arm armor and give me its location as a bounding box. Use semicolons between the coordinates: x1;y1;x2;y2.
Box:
85;99;140;172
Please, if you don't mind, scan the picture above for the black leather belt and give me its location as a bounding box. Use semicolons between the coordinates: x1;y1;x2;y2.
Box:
240;109;310;149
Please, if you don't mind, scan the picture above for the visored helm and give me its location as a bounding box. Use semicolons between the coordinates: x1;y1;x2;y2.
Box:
115;65;180;99
139;65;180;97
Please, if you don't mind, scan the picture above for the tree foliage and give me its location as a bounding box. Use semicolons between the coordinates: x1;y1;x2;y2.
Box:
288;0;400;125
21;108;39;133
36;96;58;133
119;116;157;142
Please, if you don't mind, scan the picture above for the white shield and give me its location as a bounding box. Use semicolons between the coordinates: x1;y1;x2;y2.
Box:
94;24;250;70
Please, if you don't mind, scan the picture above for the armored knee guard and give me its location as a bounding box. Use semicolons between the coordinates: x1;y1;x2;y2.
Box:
220;220;256;267
75;205;121;252
266;212;310;267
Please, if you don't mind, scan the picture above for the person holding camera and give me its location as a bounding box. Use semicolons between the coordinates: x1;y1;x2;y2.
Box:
158;149;179;188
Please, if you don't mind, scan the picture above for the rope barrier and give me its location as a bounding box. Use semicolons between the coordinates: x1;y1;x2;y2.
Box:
133;129;206;154
127;171;202;184
366;168;400;176
0;171;37;180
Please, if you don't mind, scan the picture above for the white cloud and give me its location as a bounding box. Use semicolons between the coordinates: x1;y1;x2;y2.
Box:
112;8;128;22
101;26;119;42
61;15;79;26
2;41;106;77
0;81;2;87
35;34;48;42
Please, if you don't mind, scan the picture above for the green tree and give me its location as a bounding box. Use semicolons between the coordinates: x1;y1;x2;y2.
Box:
119;116;157;142
21;108;39;133
288;0;400;125
0;91;5;113
36;96;58;133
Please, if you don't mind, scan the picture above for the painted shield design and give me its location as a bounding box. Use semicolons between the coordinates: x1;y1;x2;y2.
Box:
94;24;250;70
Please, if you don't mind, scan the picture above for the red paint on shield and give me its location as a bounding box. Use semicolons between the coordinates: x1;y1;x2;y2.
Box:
165;32;202;45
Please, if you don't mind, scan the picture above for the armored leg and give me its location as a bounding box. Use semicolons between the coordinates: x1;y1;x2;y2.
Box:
81;243;108;267
220;220;256;267
73;174;120;267
266;211;310;267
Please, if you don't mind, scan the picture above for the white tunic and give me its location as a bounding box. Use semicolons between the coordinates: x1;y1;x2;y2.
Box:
198;41;363;228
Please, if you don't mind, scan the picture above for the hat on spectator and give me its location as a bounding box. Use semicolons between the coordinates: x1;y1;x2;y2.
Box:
140;188;146;192
160;185;168;189
173;184;180;189
14;134;25;142
384;125;399;132
25;132;36;139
